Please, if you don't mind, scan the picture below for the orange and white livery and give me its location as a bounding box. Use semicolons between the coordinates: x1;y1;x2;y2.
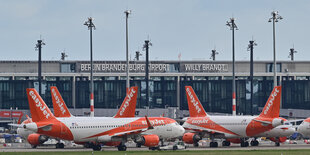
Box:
297;117;310;137
51;86;72;117
17;86;139;148
22;88;184;151
182;86;284;147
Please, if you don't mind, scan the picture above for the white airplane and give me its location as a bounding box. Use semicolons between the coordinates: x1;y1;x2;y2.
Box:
18;88;184;151
255;121;295;146
17;86;140;148
182;86;284;147
297;118;310;137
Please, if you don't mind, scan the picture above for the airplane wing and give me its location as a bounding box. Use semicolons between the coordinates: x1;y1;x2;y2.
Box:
183;126;233;137
111;116;154;137
8;124;23;128
112;128;149;137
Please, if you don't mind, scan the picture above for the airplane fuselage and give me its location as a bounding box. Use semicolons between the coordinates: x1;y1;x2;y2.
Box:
183;115;280;138
21;116;185;143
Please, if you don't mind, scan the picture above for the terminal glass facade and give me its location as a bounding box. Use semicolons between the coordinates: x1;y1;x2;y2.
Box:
0;76;309;116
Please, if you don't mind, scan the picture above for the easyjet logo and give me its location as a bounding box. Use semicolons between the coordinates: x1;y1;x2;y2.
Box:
142;119;165;125
263;88;279;115
186;88;201;113
119;88;136;116
191;119;208;125
51;88;66;115
29;90;50;119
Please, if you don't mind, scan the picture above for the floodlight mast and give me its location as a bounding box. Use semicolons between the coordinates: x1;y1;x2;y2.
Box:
226;17;238;116
210;49;219;61
36;39;45;96
289;48;297;61
84;17;96;117
143;40;152;115
248;40;257;115
125;10;131;92
269;11;282;87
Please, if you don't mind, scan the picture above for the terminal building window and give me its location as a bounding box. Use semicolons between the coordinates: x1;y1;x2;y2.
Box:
266;63;281;72
61;63;75;73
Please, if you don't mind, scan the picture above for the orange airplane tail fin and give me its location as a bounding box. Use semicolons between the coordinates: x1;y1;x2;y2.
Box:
185;86;207;117
27;88;56;122
50;86;72;117
114;86;138;118
258;86;282;118
17;112;24;124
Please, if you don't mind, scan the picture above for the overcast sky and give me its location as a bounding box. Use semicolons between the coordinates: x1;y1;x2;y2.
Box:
1;0;309;61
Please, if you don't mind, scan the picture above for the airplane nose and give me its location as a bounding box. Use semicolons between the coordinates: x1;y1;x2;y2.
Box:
179;125;185;135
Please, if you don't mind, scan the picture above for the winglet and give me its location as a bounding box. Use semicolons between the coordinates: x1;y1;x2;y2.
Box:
114;86;138;118
27;88;56;122
50;86;72;117
145;115;154;129
26;115;32;122
185;86;207;117
259;86;282;118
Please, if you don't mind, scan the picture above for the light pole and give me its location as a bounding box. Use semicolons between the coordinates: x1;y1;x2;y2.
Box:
36;39;45;96
125;10;131;92
248;40;257;115
143;40;152;114
84;17;96;117
268;11;282;87
226;18;238;116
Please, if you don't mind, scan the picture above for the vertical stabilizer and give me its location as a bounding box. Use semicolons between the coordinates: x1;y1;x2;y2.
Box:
114;86;138;118
185;86;207;117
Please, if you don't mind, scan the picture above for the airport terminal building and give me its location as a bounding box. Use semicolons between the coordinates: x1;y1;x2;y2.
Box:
0;60;310;118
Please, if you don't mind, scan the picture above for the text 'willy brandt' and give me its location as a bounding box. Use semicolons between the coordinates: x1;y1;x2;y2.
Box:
184;64;228;72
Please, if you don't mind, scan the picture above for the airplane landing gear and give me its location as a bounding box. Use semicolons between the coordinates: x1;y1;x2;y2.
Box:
56;143;65;149
250;139;259;146
193;142;199;147
118;144;127;151
240;141;249;147
222;140;231;146
160;139;165;146
92;144;102;151
209;134;218;147
275;137;280;146
210;141;218;147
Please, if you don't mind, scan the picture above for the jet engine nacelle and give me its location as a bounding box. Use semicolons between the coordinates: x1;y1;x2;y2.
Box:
269;137;287;143
182;133;201;144
27;133;48;146
135;134;159;147
272;118;284;127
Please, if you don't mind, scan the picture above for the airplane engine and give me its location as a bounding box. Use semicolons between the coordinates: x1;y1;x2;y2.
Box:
269;137;287;143
27;133;48;146
272;118;284;127
182;133;201;144
135;134;159;147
